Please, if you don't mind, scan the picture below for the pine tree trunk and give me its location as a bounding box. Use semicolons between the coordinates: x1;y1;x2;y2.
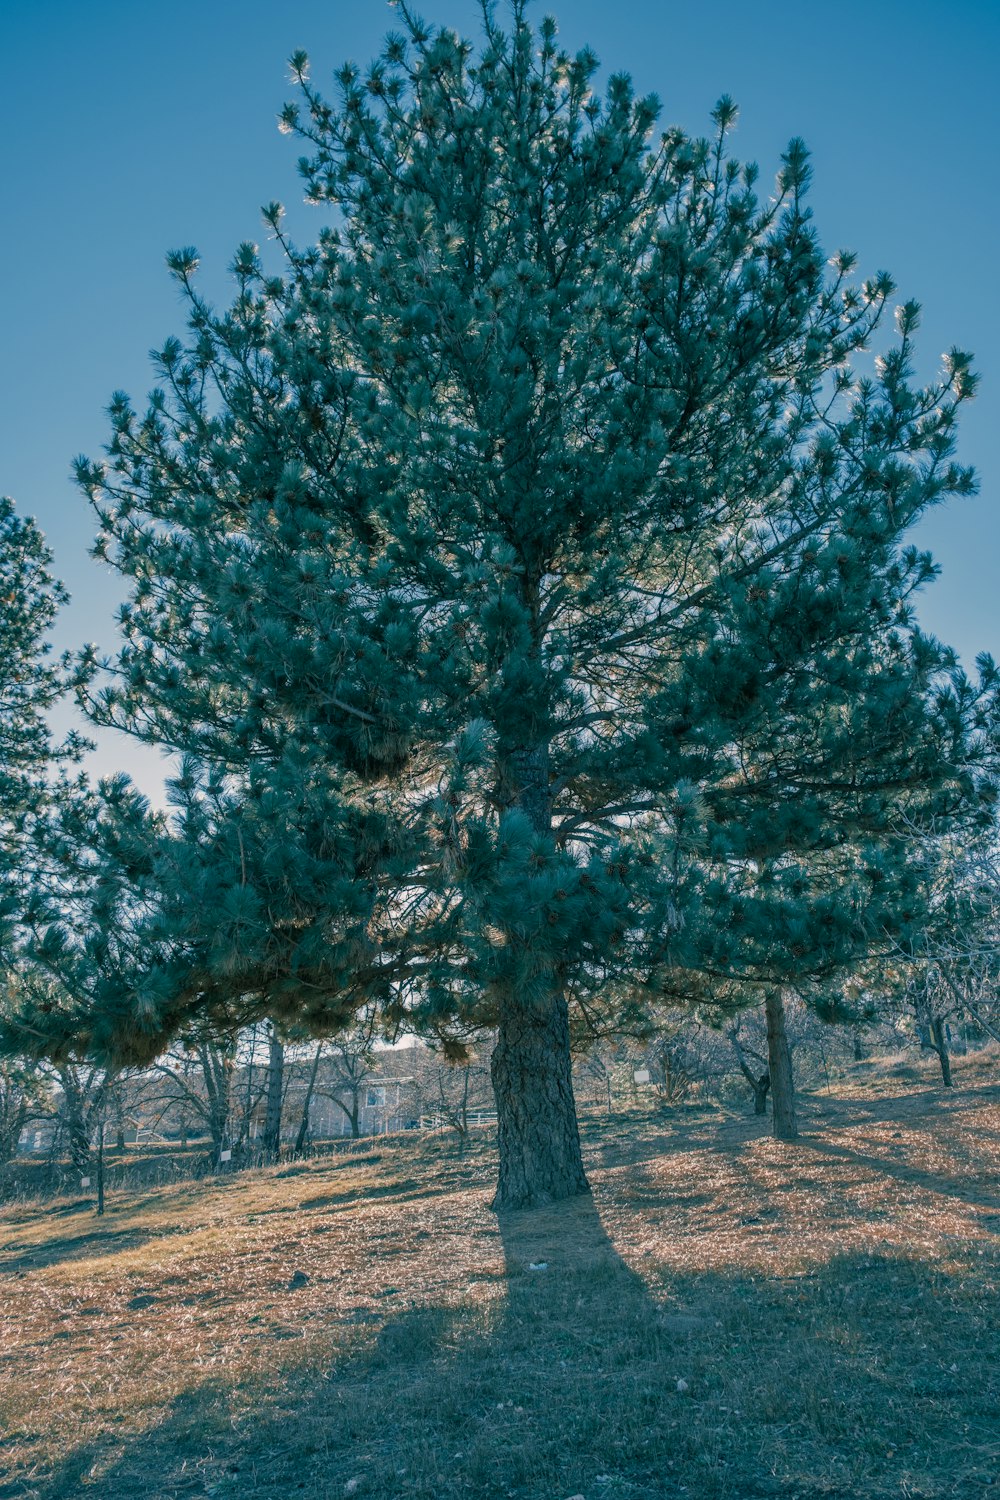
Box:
57;1068;92;1174
490;987;590;1211
64;1103;91;1174
930;1017;953;1087
262;1029;284;1162
239;1027;257;1153
752;1074;771;1115
67;1120;90;1174
764;990;798;1141
488;744;590;1211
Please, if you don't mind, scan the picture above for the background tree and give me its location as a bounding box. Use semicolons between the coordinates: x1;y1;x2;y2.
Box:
879;827;1000;1086
0;498;86;963
314;1010;380;1140
290;1038;326;1155
141;1026;301;1165
260;1021;286;1163
727;1016;772;1116
416;1041;494;1147
47;1059;117;1175
65;3;991;1207
0;1052;46;1168
672;588;998;1137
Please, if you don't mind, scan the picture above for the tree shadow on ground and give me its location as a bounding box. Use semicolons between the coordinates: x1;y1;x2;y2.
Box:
18;1189;1000;1500
579;1081;1000;1180
803;1135;1000;1217
612;1086;1000;1227
815;1081;1000;1125
0;1222;189;1274
295;1175;461;1213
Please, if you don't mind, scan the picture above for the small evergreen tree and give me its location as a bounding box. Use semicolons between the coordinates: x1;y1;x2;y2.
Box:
71;4;990;1206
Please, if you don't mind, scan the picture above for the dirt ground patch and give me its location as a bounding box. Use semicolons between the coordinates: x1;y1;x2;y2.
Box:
2;1075;999;1499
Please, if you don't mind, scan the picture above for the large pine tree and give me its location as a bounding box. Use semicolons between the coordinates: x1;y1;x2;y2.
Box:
73;4;988;1207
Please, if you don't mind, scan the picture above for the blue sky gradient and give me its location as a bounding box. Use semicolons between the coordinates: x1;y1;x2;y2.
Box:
2;0;997;798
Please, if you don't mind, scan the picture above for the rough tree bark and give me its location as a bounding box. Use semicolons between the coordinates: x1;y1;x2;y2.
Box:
491;988;589;1209
764;990;799;1141
64;1106;91;1174
489;746;589;1211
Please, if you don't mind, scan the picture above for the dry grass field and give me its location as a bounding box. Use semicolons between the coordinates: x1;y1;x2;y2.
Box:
2;1063;1000;1499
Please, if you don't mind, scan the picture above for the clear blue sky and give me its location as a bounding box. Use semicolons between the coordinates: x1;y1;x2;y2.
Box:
2;0;998;800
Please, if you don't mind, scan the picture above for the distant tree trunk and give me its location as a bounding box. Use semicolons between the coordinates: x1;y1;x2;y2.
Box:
66;1118;91;1173
107;1078;127;1151
0;1097;28;1165
234;1024;259;1155
734;1059;771;1114
208;1100;229;1168
765;990;798;1141
95;1121;106;1216
62;1093;91;1174
853;1030;864;1062
262;1029;285;1163
929;1017;953;1087
293;1044;324;1156
439;1064;473;1152
200;1046;232;1168
729;1028;770;1116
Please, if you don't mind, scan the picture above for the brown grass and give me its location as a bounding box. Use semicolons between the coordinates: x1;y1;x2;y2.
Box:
2;1063;1000;1499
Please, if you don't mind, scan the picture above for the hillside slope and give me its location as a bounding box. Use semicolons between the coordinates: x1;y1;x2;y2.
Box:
2;1079;999;1499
